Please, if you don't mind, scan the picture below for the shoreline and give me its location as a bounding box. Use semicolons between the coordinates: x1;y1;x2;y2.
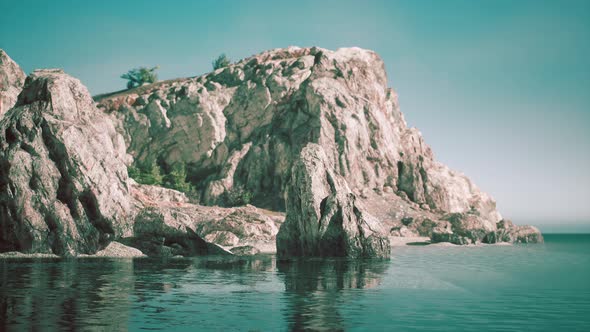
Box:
0;237;518;259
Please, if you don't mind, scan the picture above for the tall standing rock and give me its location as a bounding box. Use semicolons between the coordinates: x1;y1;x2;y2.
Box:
276;144;390;258
0;49;26;117
0;69;132;255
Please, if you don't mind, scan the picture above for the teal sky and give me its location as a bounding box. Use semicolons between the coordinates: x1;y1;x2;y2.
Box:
1;0;589;232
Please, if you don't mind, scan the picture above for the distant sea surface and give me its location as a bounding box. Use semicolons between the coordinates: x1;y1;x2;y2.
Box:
1;234;589;331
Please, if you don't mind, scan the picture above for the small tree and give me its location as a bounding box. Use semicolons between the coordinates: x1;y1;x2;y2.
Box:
121;66;159;89
133;160;163;185
212;54;231;70
163;163;191;192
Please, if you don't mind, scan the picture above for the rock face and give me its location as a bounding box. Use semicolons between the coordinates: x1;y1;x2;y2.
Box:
0;46;541;257
0;49;26;117
95;47;521;237
96;46;500;225
128;181;283;255
276;144;390;258
0;69;133;255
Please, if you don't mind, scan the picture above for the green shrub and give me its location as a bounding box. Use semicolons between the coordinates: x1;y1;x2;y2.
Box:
163;163;191;193
128;165;140;179
121;66;159;89
212;54;231;70
401;217;414;226
128;160;163;186
129;161;199;196
223;186;252;206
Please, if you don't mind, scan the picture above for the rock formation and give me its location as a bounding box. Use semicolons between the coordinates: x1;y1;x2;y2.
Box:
97;46;541;249
0;46;542;257
0;49;26;117
0;69;134;255
128;180;283;256
276;144;390;258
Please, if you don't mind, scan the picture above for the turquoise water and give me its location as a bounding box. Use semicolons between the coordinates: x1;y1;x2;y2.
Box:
1;234;589;331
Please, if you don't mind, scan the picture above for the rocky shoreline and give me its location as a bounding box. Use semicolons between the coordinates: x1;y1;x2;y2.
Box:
0;47;542;259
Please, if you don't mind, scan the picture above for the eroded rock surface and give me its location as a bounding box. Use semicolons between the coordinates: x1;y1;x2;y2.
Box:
128;181;283;255
276;144;390;258
0;49;26;117
96;46;540;245
0;69;132;255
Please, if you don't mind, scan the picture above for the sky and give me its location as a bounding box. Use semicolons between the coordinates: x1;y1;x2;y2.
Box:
1;0;589;232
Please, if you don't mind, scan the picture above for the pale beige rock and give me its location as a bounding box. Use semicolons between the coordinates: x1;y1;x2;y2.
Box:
128;181;284;254
96;46;525;243
276;144;390;258
0;69;133;256
94;241;146;257
204;230;240;246
0;49;26;116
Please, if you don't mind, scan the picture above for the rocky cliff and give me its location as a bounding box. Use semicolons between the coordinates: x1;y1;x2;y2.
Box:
97;46;541;249
0;62;283;256
0;50;26;117
0;47;542;257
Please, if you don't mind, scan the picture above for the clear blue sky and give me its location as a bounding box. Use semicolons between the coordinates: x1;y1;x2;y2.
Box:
1;0;589;231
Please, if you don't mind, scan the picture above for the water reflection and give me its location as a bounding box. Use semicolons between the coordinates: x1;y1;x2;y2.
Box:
1;256;389;331
0;258;135;331
278;259;389;331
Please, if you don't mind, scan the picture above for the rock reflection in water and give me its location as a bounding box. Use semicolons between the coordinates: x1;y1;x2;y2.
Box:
0;258;135;331
278;259;389;331
1;256;389;331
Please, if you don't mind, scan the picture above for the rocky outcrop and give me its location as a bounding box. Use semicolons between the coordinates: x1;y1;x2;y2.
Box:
96;46;536;246
485;219;544;244
276;144;390;258
430;214;544;245
93;241;145;257
0;49;26;117
128;181;283;255
0;69;133;255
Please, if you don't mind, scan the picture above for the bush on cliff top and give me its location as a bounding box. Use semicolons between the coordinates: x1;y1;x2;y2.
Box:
121;66;159;89
212;54;231;70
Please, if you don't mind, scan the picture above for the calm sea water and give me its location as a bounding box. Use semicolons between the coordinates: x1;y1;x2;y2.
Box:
1;234;589;331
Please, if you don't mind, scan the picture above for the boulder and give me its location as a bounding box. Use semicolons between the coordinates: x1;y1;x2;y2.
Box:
276;144;390;258
430;213;494;245
230;245;260;256
129;181;284;254
0;49;26;116
484;219;544;244
93;241;145;257
124;207;229;256
204;230;240;246
0;69;132;255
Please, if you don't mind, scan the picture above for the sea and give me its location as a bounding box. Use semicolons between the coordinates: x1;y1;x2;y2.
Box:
1;234;589;331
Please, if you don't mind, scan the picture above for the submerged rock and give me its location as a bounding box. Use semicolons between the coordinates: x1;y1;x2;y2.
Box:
276;144;390;258
0;69;132;255
0;49;26;116
230;245;260;256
